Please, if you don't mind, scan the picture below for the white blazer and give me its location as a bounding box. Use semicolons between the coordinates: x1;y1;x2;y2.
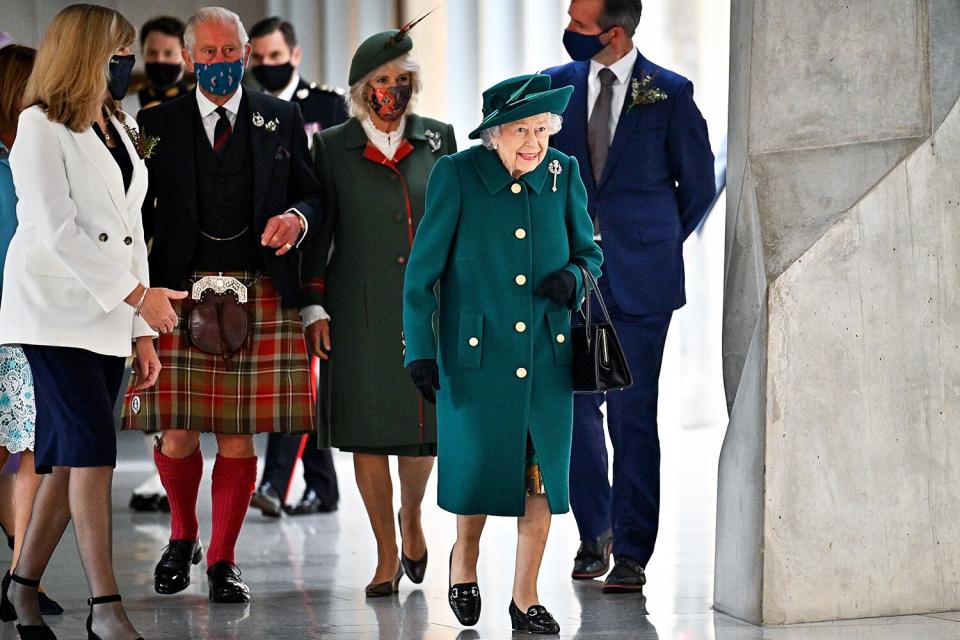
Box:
0;106;155;357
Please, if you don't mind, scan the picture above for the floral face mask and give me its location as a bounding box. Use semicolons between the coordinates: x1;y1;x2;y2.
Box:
365;84;413;122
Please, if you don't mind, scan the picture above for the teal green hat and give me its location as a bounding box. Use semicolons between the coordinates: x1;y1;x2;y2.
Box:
468;74;574;140
349;29;413;86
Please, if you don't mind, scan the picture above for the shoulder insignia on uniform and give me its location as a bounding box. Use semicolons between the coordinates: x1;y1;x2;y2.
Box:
319;83;346;96
309;81;318;89
296;87;310;100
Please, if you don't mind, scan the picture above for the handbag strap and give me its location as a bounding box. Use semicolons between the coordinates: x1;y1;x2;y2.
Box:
577;264;614;330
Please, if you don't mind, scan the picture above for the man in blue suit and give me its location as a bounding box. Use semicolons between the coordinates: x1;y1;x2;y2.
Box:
543;0;715;594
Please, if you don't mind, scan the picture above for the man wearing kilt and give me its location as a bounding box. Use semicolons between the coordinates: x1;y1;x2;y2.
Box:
120;7;326;604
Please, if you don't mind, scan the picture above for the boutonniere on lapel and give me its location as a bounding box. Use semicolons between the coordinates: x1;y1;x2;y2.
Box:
548;159;562;192
424;129;442;153
122;123;160;160
252;112;280;133
627;73;668;111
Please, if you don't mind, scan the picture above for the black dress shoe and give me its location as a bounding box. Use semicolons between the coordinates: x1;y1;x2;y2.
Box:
448;548;480;626
508;599;560;634
283;489;336;516
571;529;613;579
249;483;282;518
398;512;427;584
602;555;646;594
128;493;160;512
207;562;251;603
154;539;203;594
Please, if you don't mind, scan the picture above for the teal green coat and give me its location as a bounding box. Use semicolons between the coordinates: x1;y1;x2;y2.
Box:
312;115;456;451
402;146;603;516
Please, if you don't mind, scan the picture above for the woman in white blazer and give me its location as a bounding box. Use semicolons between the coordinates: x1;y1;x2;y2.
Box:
0;6;184;640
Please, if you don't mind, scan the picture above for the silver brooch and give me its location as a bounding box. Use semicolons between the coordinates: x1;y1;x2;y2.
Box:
131;396;141;415
296;87;309;100
252;112;264;127
548;159;562;192
265;117;279;133
424;129;442;153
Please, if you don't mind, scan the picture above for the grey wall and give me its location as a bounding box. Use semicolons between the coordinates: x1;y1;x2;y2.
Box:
718;0;960;625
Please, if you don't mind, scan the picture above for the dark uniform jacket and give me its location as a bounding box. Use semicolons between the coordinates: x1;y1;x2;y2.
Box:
138;89;324;308
290;78;348;137
138;79;195;110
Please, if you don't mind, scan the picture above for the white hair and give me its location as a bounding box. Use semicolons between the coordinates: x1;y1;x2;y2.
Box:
348;53;423;120
184;7;248;53
480;113;563;150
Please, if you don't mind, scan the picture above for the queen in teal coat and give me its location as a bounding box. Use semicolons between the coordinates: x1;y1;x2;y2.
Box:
403;75;602;633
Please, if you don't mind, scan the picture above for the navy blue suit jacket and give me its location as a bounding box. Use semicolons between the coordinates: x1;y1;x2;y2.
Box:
543;52;715;315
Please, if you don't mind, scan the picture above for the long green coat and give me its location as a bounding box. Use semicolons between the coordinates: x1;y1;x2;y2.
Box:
402;146;603;516
312;114;456;452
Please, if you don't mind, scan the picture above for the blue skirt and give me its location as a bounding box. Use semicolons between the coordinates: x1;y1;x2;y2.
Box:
20;345;124;474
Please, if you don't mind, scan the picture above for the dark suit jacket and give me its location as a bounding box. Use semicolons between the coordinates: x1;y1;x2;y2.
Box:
138;89;324;307
543;52;715;315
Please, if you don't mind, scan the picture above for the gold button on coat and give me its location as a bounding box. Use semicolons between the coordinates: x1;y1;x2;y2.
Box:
515;274;527;286
515;228;526;239
515;322;526;333
511;183;522;194
556;334;566;344
468;337;479;347
516;368;528;378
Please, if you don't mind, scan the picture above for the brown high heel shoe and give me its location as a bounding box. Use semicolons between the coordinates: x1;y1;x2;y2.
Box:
398;512;428;584
364;560;403;597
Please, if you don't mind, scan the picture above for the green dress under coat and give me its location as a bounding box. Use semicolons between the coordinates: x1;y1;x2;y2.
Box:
402;146;603;516
312;114;456;454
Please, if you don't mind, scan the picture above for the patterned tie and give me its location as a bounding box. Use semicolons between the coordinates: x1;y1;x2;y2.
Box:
213;106;232;154
587;68;617;186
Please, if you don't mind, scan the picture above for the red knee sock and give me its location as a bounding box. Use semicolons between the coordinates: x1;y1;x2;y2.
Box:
207;454;257;567
154;447;203;542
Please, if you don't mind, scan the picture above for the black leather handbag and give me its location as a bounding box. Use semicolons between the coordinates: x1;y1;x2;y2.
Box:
572;265;633;394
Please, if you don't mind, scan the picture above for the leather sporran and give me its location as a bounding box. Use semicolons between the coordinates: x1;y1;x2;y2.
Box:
571;265;632;393
181;275;252;369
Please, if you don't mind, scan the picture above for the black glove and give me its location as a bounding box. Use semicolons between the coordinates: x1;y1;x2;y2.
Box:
407;359;440;405
535;269;577;306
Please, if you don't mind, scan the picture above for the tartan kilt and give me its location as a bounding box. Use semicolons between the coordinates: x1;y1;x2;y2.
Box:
120;272;314;434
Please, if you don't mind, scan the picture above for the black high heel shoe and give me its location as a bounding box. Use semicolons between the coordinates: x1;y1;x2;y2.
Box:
447;546;480;626
364;560;403;598
7;573;56;640
86;595;143;640
1;572;63;620
398;512;427;584
508;599;560;635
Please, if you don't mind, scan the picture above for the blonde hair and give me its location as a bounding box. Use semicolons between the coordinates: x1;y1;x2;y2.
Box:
348;53;423;120
24;4;135;132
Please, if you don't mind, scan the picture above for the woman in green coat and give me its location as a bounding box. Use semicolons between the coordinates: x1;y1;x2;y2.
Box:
311;29;455;597
403;75;602;635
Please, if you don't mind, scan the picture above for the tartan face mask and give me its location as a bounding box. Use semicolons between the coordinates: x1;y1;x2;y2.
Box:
365;84;413;122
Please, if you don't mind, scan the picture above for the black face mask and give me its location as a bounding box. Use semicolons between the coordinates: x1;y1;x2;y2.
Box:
145;62;182;89
107;54;136;100
251;62;294;92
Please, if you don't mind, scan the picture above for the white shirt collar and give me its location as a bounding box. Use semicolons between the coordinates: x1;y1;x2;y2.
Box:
196;85;244;119
589;47;638;85
276;71;301;102
360;116;407;160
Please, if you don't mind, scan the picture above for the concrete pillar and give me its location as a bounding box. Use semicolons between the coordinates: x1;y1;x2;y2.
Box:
718;0;960;625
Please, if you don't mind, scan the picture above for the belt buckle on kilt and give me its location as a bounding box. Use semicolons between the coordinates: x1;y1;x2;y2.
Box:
191;273;248;302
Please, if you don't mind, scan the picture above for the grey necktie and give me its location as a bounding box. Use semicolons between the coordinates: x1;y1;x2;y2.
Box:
588;68;617;186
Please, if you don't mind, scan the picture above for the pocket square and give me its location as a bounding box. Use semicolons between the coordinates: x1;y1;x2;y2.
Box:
275;145;290;160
